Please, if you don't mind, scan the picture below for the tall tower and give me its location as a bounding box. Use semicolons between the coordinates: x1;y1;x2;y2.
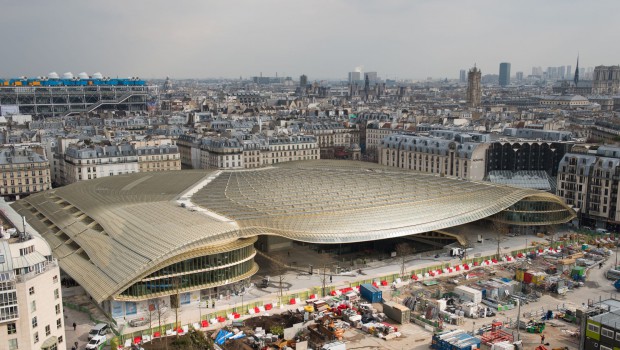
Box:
467;66;482;107
574;55;580;87
299;74;308;88
499;62;511;86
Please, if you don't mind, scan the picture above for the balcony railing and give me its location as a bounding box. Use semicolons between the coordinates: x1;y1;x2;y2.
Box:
15;259;58;283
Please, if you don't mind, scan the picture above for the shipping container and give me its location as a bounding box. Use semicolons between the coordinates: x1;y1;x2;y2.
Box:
360;283;382;303
382;301;411;324
454;285;482;303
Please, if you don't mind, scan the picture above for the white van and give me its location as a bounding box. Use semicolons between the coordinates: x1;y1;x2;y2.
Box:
596;228;609;235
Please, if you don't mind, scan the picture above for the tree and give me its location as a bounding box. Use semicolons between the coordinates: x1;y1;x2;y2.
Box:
395;242;415;279
268;256;289;308
146;299;157;333
547;224;557;248
154;299;170;346
318;264;329;297
492;221;510;260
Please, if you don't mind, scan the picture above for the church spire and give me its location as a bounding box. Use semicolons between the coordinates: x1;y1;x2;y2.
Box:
574;54;580;86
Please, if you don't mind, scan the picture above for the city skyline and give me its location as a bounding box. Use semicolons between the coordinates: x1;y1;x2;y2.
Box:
2;0;620;80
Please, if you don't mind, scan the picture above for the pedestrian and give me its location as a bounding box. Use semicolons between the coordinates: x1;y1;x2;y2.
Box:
600;262;604;269
212;300;215;309
73;322;76;331
287;251;290;257
71;346;76;350
329;275;332;283
74;341;79;349
540;333;545;344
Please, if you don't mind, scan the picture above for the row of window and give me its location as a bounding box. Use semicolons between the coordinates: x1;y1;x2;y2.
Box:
1;169;47;177
141;162;179;168
3;177;47;185
0;184;50;194
121;260;255;298
588;322;620;342
144;245;254;279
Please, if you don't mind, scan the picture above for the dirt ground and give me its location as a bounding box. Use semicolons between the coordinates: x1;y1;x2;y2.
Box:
243;311;305;331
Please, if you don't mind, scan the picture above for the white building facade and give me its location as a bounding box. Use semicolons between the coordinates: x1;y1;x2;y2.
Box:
0;200;66;350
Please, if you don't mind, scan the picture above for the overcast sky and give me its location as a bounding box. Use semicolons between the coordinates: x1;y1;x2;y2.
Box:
2;0;618;80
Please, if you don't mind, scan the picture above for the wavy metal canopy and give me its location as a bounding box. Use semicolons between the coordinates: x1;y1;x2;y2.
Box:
11;160;575;302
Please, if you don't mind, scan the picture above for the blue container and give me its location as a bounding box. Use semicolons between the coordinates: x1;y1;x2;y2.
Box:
360;283;383;303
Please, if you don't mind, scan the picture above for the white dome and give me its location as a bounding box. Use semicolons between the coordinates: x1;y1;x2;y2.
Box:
77;72;89;80
48;72;59;79
62;72;74;79
92;72;103;79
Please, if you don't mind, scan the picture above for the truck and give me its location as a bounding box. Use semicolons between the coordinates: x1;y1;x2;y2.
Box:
449;247;473;257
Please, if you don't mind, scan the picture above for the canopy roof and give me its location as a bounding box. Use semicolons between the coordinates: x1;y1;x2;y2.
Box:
11;160;574;302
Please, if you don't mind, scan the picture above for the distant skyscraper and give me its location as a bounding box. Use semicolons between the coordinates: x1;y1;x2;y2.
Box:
467;66;481;107
348;71;361;83
460;69;467;83
566;65;572;80
300;74;308;88
515;71;524;81
499;62;511;86
365;72;378;84
558;66;566;80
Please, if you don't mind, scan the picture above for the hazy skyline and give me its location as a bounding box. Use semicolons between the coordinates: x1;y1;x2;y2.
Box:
2;0;619;81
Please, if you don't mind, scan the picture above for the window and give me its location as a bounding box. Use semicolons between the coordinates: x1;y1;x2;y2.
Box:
31;300;36;312
34;331;39;343
20;246;34;256
600;345;612;350
32;316;37;328
54;289;59;300
57;318;62;329
58;335;63;343
55;304;61;315
29;286;34;295
45;325;51;336
588;323;600;333
53;275;58;284
7;322;16;334
601;327;614;339
8;339;18;350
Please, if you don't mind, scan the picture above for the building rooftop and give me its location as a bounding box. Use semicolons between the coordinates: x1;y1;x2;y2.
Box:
0;147;48;165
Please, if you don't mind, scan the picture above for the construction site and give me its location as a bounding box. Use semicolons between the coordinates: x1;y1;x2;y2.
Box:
114;229;620;350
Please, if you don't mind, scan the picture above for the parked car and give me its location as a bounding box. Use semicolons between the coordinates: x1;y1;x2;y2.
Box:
129;318;149;327
88;323;109;340
85;335;106;350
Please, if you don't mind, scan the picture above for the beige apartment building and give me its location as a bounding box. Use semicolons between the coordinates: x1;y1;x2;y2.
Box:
0;146;52;201
556;145;620;230
378;134;488;181
136;145;181;172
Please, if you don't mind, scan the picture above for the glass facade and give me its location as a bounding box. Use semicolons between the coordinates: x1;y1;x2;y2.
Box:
119;244;256;298
491;196;575;225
